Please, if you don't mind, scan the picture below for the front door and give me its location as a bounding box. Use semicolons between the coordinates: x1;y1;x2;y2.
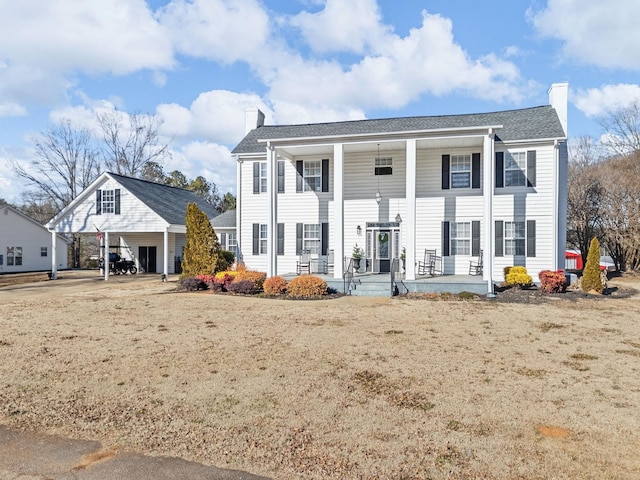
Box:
138;246;157;273
366;224;400;273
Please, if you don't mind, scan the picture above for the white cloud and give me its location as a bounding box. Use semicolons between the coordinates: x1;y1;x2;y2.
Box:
530;0;640;70
157;0;270;63
264;10;528;120
289;0;390;54
0;103;27;117
573;84;640;117
157;90;272;145
167;142;236;194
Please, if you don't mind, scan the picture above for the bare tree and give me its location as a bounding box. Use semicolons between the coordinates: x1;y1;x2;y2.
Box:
97;110;170;178
566;136;606;266
598;101;640;156
14;120;101;212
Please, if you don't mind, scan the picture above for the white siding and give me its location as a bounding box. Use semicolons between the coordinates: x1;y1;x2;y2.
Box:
0;206;68;273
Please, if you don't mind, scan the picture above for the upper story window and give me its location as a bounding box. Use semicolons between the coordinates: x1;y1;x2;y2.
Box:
442;153;480;190
96;189;121;215
304;161;321;191
451;155;471;188
505;152;526;187
260;162;267;192
375;157;393;175
253;161;285;193
496;151;536;188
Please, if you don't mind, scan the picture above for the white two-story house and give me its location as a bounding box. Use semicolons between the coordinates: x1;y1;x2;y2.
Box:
232;83;568;293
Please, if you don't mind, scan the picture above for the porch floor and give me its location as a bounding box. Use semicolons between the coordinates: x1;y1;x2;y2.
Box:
283;272;490;297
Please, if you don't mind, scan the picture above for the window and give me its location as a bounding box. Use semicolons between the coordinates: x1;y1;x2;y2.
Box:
7;247;22;266
303;223;321;254
102;189;115;213
260;162;267;192
259;224;267;254
451;222;471;255
450;155;471;188
227;232;238;258
505;152;526;187
41;247;48;257
375;157;393;176
304;161;321;192
504;221;525;255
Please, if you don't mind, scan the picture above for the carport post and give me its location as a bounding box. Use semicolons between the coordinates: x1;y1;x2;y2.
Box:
50;230;57;280
163;228;169;278
104;231;109;281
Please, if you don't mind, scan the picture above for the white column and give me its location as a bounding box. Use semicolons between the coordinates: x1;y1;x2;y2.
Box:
236;159;242;264
164;228;169;277
405;139;417;280
333;143;344;278
482;131;494;294
266;144;278;277
104;231;110;281
50;230;57;279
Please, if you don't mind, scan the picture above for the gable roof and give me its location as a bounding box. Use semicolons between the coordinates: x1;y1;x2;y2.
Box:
210;209;236;229
1;203;72;243
232;106;565;155
108;173;219;225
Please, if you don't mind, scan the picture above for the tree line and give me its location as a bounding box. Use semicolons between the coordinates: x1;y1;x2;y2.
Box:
9;110;235;225
567;102;640;271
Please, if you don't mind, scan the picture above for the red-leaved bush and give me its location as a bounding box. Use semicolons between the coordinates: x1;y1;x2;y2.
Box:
264;276;288;295
538;270;567;293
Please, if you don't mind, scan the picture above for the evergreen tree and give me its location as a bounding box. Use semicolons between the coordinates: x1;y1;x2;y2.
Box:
581;236;604;293
181;203;226;278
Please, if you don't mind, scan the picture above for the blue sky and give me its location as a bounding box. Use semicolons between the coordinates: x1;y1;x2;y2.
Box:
2;0;640;204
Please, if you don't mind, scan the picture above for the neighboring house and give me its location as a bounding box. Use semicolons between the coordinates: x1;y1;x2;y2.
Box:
0;204;70;274
46;172;219;279
231;83;569;292
210;209;238;260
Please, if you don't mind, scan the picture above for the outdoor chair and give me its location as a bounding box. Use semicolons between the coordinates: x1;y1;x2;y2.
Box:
297;251;311;275
326;249;334;274
417;249;437;276
469;250;483;275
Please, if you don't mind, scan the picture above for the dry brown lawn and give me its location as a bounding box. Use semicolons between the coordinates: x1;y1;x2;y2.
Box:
1;272;640;479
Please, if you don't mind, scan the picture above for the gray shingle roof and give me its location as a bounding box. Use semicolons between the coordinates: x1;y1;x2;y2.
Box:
231;106;565;155
109;173;219;224
210;209;236;228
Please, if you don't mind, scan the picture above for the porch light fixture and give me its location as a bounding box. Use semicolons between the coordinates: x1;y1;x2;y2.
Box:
395;213;402;223
357;225;362;235
375;143;382;204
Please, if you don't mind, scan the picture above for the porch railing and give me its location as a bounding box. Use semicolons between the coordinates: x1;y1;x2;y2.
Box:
391;257;408;296
343;257;356;294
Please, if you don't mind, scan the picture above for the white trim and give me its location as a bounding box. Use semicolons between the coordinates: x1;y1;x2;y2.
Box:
406;139;417;280
333;143;344;278
482;131;494;293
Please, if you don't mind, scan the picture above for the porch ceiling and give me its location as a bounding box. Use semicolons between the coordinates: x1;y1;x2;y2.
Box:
274;135;484;158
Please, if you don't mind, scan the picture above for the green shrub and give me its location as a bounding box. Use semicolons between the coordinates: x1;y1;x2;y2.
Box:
506;266;533;288
264;276;288;295
539;270;567;293
178;277;207;292
181;203;225;278
220;250;235;266
287;275;328;298
581;237;604;293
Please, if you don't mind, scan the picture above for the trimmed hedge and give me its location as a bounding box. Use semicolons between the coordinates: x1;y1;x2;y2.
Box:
234;270;266;292
506;266;533;288
581;237;604;293
287;275;328;298
539;270;567;293
264;276;288;295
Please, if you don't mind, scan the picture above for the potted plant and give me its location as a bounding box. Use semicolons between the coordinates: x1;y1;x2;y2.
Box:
352;244;363;271
400;247;406;272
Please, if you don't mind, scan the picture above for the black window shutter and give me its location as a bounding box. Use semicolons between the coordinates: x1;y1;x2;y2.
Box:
321;223;329;255
277;223;284;255
253;162;260;194
495;221;504;257
472;153;481;189
527;220;536;257
441;155;450;190
527;151;536;188
296;161;304;192
442;221;450;257
220;232;227;249
114;189;121;215
252;223;259;255
296;223;303;254
96;190;102;215
472;221;481;256
495;152;504;188
277;161;285;193
321;159;329;192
